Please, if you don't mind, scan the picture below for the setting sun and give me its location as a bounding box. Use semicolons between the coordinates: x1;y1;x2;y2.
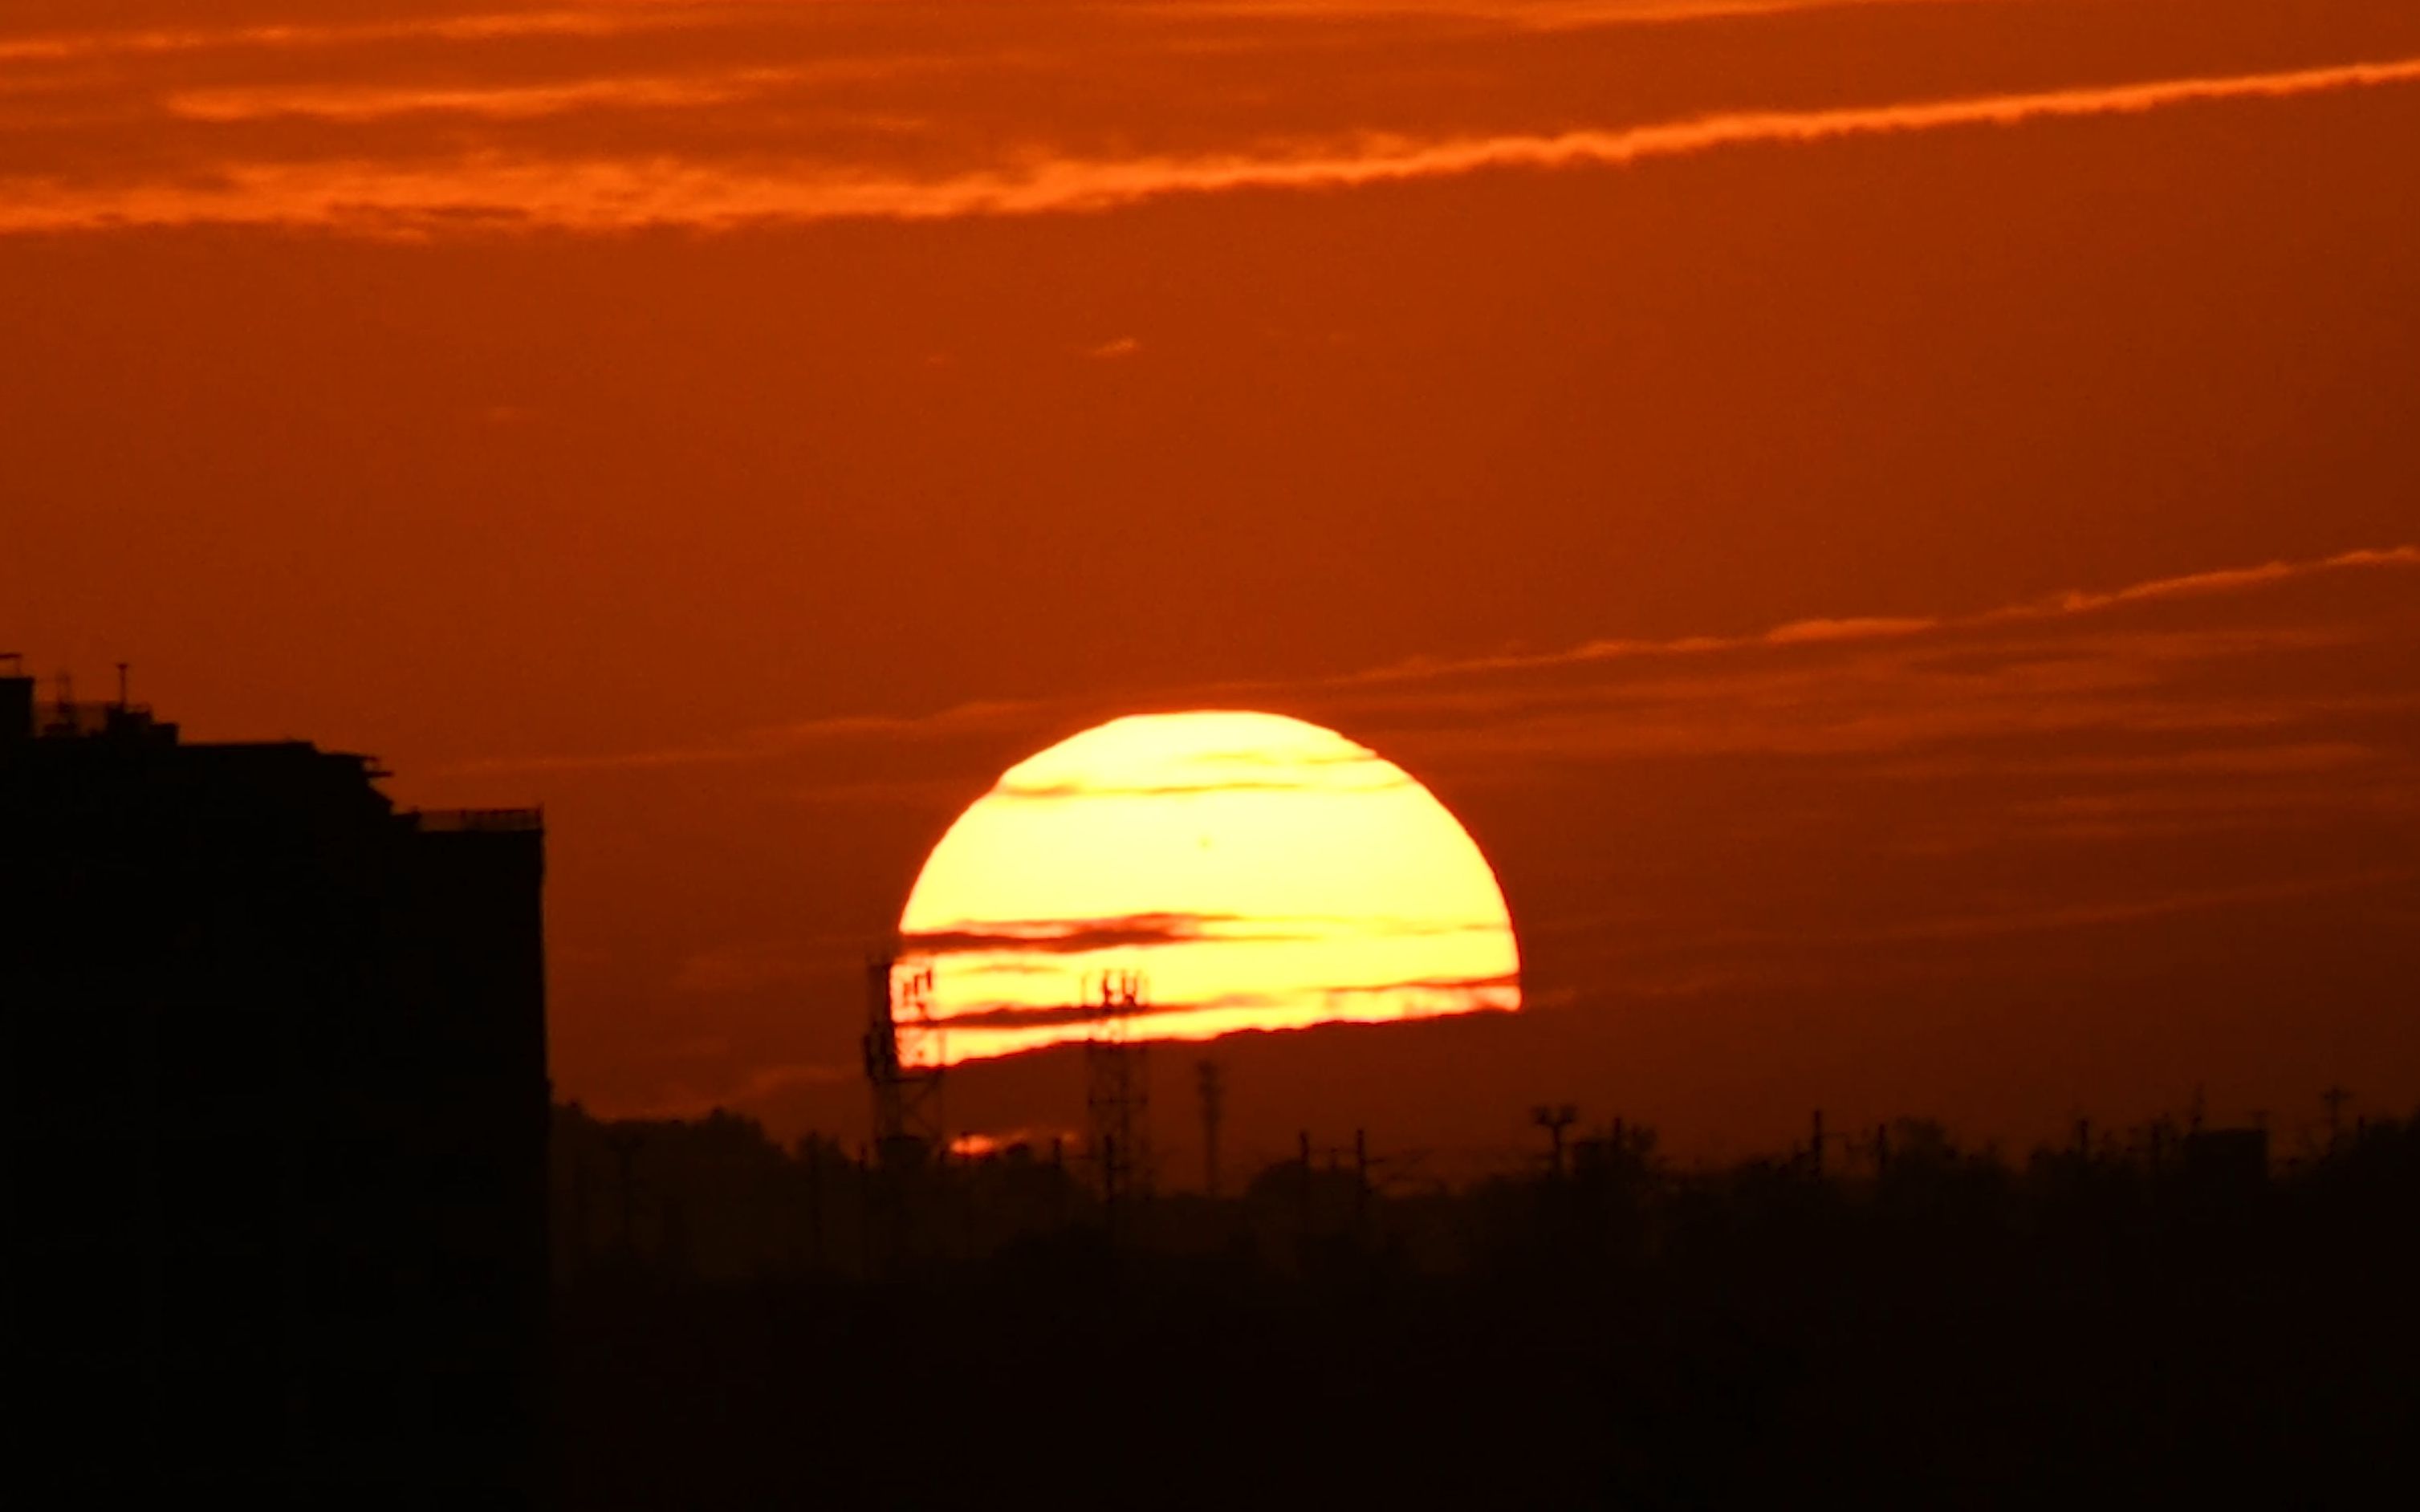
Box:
895;711;1519;1065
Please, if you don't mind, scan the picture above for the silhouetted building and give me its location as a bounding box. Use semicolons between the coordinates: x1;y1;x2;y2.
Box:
0;670;546;1501
2182;1126;2270;1197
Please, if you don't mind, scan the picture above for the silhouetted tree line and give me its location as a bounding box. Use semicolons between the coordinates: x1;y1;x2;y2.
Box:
551;1103;2420;1505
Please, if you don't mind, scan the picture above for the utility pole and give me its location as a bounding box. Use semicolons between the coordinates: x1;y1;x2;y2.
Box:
803;1138;825;1273
2321;1086;2351;1152
1297;1130;1313;1243
1353;1128;1371;1240
1808;1108;1826;1177
855;1144;872;1278
1532;1104;1578;1179
1050;1136;1069;1228
569;1145;591;1270
1196;1060;1226;1198
604;1129;644;1255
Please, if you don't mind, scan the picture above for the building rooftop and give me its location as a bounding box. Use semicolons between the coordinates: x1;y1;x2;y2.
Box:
2;665;539;833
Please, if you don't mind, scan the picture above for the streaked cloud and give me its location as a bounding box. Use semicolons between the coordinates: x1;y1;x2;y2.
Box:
0;6;716;65
1328;545;2420;687
441;542;2420;780
994;766;1413;800
0;0;1957;68
1573;868;2418;960
161;69;811;124
6;0;2418;237
902;911;1253;956
908;968;1522;1053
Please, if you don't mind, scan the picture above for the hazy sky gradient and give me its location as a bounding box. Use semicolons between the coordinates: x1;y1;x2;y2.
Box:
5;0;2415;1167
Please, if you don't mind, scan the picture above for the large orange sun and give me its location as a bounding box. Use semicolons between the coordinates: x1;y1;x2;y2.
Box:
896;710;1519;1066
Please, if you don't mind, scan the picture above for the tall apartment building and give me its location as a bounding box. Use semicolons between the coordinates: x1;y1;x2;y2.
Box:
0;665;547;1502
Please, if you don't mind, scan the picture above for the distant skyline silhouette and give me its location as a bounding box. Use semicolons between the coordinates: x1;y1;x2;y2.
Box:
6;0;2418;1332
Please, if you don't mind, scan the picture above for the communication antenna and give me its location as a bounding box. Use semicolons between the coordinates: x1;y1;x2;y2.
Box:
1086;970;1154;1213
862;956;946;1167
2320;1086;2351;1152
1531;1104;1579;1178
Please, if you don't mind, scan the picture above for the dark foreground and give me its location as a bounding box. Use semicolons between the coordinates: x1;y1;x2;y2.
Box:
555;1124;2420;1506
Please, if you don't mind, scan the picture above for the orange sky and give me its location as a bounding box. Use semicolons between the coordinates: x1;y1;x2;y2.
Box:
5;0;2417;1171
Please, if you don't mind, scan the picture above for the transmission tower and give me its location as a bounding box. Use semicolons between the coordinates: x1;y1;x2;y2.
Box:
1531;1103;1578;1178
2321;1085;2351;1152
1085;971;1154;1208
1196;1060;1226;1197
862;956;945;1169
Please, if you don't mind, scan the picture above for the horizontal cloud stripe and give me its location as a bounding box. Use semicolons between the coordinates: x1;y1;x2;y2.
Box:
903;911;1267;955
433;543;2420;778
1333;546;2420;688
923;970;1523;1032
993;772;1407;801
0;0;1948;67
4;55;2417;233
0;7;710;64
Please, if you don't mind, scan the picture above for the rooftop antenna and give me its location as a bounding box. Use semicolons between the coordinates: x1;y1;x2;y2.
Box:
1531;1104;1578;1178
861;956;945;1167
2320;1085;2350;1152
860;956;946;1273
1086;970;1153;1216
115;661;130;709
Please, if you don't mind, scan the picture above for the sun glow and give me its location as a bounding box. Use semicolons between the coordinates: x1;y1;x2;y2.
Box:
897;711;1520;1065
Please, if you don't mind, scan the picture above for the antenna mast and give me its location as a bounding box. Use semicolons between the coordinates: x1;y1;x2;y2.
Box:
862;956;945;1168
1086;971;1154;1212
1531;1103;1578;1179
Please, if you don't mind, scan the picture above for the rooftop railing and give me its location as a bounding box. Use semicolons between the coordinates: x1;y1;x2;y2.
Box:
38;701;157;739
413;807;544;834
